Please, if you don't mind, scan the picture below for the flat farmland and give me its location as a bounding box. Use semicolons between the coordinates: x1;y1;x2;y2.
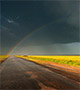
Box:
16;55;80;67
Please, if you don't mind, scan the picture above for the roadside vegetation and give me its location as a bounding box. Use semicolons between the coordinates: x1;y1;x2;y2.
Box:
0;55;10;64
16;55;80;67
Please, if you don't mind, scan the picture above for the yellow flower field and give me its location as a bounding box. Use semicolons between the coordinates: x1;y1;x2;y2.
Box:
27;56;80;61
0;55;10;64
16;55;80;67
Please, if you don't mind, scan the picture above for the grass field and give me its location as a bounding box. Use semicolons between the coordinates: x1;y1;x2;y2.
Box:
0;55;10;64
16;55;80;67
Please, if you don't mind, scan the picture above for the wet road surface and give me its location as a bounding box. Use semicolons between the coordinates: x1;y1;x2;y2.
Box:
0;56;80;90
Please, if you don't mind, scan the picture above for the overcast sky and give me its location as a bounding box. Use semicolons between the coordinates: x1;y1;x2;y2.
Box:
0;0;80;55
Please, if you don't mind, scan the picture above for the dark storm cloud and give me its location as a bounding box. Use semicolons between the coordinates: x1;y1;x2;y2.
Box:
1;0;79;54
43;1;79;42
0;25;17;54
24;20;79;46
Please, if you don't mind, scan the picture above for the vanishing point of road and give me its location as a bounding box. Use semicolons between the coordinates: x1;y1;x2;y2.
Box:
0;56;80;90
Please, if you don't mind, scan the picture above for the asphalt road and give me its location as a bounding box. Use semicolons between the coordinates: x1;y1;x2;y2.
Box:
0;56;80;90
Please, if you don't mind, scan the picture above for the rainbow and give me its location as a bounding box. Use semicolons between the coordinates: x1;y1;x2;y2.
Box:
7;24;47;55
7;15;70;55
